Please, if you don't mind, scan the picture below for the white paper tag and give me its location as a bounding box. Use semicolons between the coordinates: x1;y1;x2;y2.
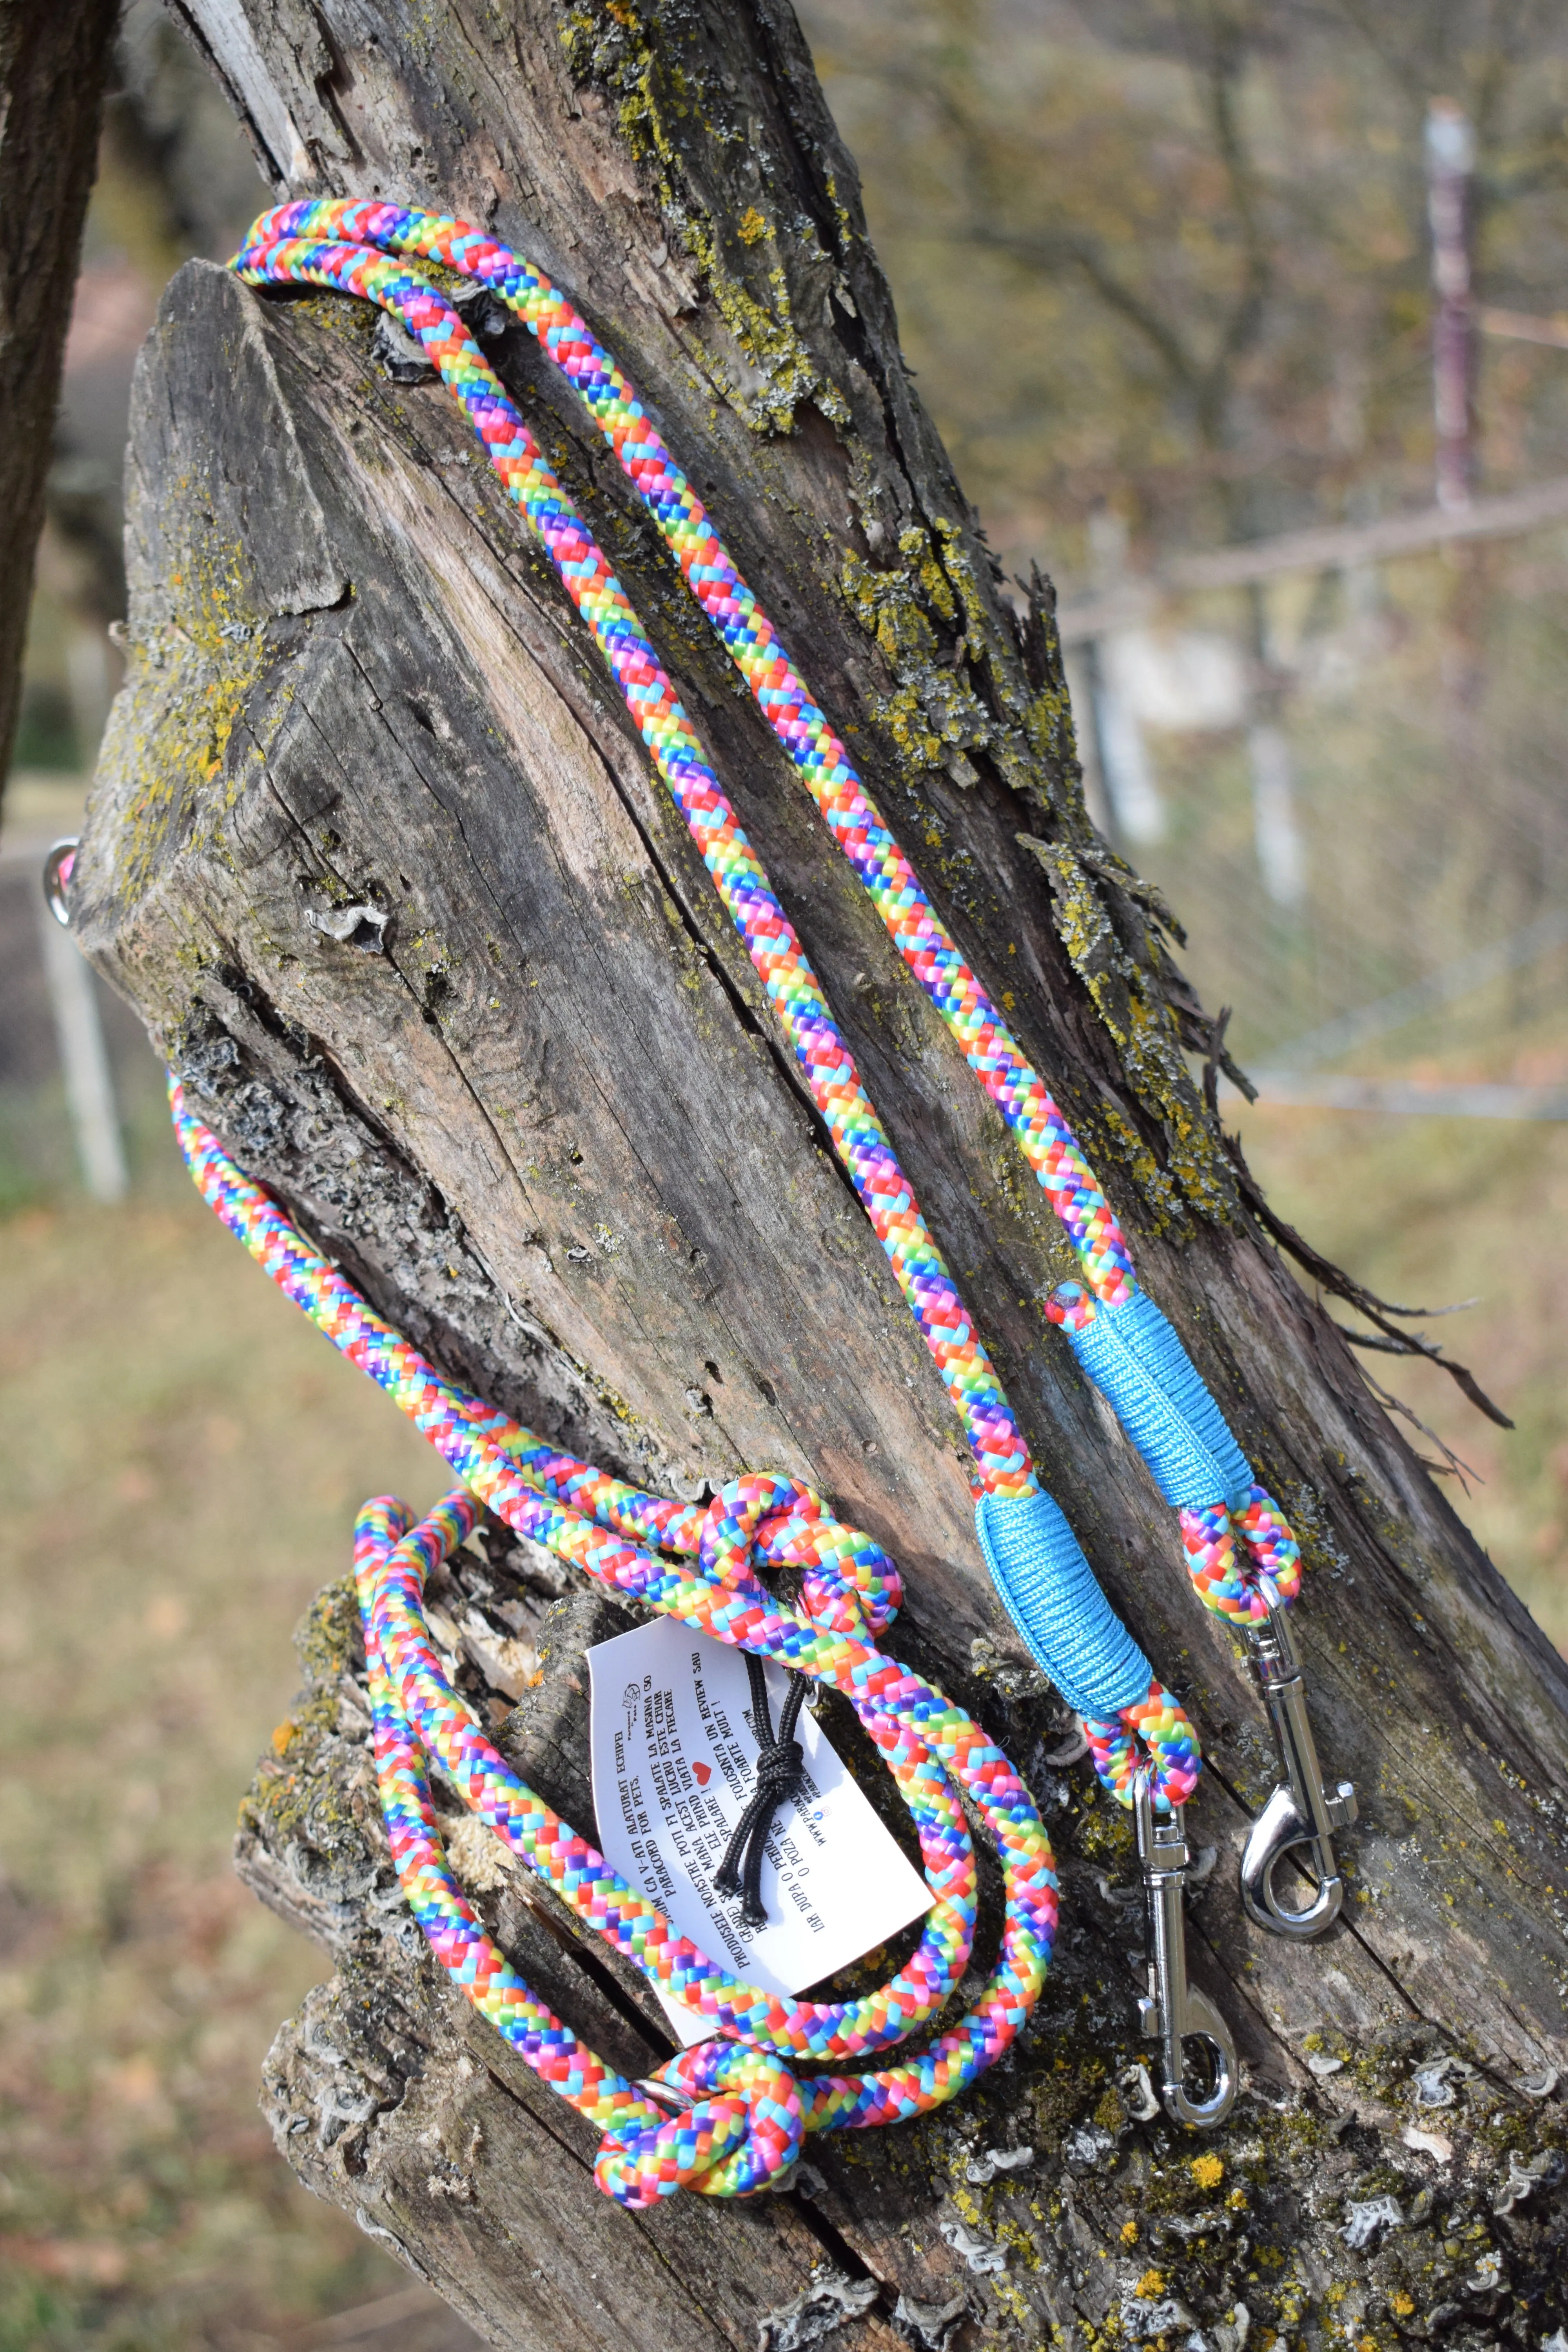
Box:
588;1616;932;2045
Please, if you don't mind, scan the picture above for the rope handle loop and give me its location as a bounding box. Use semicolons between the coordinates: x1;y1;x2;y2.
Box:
362;1475;982;2067
359;1493;804;2206
225;201;1306;1652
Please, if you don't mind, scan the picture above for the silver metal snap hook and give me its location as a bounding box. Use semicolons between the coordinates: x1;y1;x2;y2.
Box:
1134;1773;1237;2131
43;838;80;927
1240;1604;1357;1939
635;2073;698;2115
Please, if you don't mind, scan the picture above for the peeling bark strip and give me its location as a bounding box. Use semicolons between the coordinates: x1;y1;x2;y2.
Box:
68;0;1568;2342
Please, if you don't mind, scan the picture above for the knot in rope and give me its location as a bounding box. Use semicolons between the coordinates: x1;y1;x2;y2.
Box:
699;1471;902;1640
595;2042;804;2206
750;1728;807;1800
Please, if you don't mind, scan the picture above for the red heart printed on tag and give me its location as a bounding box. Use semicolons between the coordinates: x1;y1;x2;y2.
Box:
692;1760;712;1786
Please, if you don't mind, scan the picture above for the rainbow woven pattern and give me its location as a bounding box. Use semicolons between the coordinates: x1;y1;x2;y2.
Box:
1085;1682;1201;1809
232;225;1035;1504
339;1330;1067;2196
1179;1493;1301;1624
230;203;1303;1635
239;198;1135;1309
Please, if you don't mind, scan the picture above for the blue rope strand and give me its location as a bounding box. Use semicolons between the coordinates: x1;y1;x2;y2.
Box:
975;1489;1152;1717
1058;1289;1255;1511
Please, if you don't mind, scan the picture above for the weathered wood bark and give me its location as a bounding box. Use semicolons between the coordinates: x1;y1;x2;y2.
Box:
0;0;121;794
71;2;1567;2344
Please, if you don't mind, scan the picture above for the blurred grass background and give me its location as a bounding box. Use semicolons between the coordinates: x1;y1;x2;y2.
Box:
3;0;1566;2345
0;1165;454;2350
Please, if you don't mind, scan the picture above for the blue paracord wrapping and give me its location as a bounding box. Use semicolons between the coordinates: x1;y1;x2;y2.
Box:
974;1489;1152;1718
1063;1290;1254;1511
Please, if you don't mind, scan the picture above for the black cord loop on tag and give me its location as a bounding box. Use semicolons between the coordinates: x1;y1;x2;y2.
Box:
713;1656;808;1929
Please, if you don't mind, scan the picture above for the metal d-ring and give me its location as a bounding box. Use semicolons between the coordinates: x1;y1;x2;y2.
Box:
1240;1604;1357;1940
42;838;79;927
1134;1774;1237;2131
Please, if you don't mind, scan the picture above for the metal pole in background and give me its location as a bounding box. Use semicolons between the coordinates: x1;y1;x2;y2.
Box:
1243;582;1306;910
1426;98;1475;513
1060;643;1116;840
36;864;127;1203
1081;508;1166;844
1246;718;1306;909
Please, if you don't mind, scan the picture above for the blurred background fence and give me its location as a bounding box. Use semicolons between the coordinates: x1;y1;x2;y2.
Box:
3;2;1566;2344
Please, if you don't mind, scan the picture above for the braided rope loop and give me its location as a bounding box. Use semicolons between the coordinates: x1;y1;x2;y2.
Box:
239;197;1134;1307
364;1476;979;2061
220;209;1299;1763
358;1494;791;2205
352;1453;1061;2181
1085;1685;1201;1812
226;203;1303;1617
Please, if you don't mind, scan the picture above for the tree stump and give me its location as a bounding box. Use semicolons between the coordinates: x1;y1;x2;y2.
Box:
70;2;1568;2343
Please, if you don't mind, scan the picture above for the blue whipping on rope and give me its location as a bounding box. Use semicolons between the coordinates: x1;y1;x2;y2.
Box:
975;1490;1153;1719
1056;1287;1256;1509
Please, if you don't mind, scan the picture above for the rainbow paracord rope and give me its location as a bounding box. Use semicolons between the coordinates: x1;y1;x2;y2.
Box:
154;202;1320;2181
217;217;1209;1799
180;1094;1058;2203
232;200;1302;1637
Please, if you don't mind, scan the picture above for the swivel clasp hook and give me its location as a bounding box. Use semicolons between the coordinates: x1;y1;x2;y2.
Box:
1134;1774;1236;2131
1240;1604;1357;1940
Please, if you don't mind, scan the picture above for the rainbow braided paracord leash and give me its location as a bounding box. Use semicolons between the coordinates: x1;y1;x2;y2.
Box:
178;1091;1057;2204
151;200;1340;2178
232;201;1303;1644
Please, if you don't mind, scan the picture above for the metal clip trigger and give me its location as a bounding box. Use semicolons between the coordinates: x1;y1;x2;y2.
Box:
1134;1775;1237;2131
1240;1604;1357;1940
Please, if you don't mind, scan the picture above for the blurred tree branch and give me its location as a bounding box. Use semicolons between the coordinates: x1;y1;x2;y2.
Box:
813;0;1568;555
0;0;121;803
